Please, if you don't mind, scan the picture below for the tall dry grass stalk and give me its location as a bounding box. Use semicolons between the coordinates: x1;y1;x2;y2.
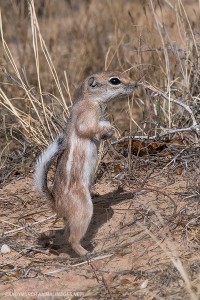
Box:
0;1;71;148
0;1;199;297
0;0;199;150
139;207;199;300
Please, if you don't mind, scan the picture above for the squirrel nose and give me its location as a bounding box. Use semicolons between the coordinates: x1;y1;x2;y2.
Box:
134;81;138;88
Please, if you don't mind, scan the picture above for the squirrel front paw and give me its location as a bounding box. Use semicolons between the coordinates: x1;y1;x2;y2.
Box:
98;120;113;140
101;128;113;140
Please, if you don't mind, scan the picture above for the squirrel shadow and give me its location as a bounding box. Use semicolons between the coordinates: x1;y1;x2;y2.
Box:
38;188;134;258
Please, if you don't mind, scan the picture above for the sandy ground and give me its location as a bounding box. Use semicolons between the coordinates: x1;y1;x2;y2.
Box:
0;0;200;299
0;162;200;299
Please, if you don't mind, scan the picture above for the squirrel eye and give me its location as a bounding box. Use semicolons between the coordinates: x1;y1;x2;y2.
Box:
109;77;121;85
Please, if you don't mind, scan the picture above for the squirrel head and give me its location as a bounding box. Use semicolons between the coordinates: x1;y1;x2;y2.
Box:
84;71;137;104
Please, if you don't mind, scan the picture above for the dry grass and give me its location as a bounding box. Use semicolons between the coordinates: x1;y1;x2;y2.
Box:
0;0;200;299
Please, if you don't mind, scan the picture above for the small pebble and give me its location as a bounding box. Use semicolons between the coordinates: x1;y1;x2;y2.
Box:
1;244;11;254
140;279;148;289
58;252;69;258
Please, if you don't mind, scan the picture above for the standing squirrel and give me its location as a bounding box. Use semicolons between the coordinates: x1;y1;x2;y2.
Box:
35;71;137;256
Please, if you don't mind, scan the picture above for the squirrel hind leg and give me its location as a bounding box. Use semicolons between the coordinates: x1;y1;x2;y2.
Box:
63;219;87;256
68;225;90;256
68;200;93;256
63;219;88;256
70;240;88;256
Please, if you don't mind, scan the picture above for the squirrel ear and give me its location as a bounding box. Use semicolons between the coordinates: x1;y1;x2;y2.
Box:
88;76;97;87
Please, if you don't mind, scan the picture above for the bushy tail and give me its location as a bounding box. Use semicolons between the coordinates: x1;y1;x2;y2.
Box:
34;135;63;205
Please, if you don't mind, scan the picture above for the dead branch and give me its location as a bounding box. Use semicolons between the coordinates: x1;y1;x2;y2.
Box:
44;254;113;275
139;83;199;136
111;124;200;145
1;215;56;236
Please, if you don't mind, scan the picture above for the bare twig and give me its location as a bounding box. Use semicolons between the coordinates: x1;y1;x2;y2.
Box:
0;219;21;228
138;222;198;300
111;123;200;145
1;215;56;236
44;254;113;275
139;83;199;133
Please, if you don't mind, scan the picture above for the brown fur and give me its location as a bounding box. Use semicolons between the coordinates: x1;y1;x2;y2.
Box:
36;71;136;256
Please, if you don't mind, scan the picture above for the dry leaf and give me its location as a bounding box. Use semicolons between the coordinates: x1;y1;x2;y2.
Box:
175;166;184;175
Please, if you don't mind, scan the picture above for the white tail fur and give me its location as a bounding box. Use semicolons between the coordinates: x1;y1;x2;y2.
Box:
34;136;63;202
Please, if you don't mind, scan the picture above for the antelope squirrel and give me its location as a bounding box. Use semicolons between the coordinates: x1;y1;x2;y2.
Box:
35;71;136;256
